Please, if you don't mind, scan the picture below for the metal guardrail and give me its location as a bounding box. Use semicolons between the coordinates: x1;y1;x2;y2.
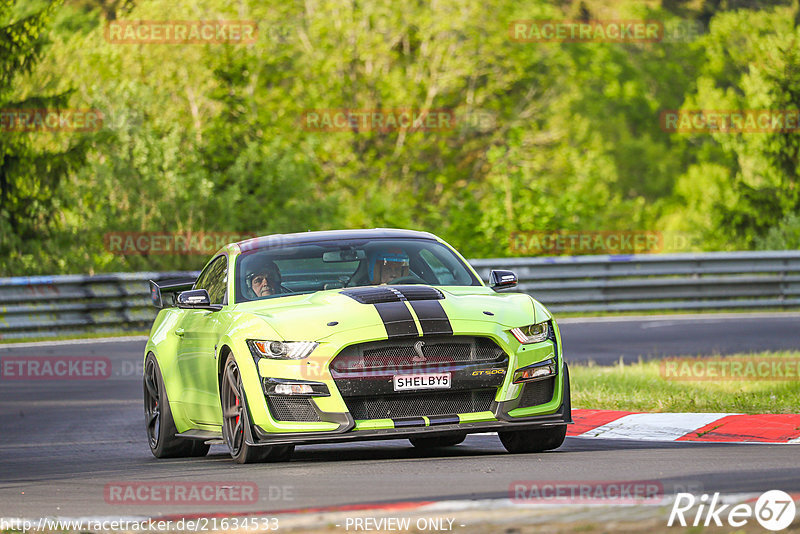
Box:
472;250;800;313
1;251;799;339
0;272;198;340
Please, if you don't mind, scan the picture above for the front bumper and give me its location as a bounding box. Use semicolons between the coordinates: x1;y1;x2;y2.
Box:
243;326;570;446
245;364;572;447
249;399;571;446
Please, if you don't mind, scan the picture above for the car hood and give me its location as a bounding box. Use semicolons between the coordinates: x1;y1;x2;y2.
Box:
232;286;549;341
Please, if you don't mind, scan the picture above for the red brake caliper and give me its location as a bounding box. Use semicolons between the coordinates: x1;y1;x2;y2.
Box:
235;396;241;431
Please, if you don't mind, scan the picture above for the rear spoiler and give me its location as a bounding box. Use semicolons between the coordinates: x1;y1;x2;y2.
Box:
149;278;196;308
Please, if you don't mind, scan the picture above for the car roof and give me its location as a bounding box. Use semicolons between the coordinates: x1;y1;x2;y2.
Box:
236;228;440;253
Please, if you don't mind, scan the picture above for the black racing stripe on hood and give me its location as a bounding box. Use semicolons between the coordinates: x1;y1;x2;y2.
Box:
340;285;448;339
409;299;453;336
374;301;419;339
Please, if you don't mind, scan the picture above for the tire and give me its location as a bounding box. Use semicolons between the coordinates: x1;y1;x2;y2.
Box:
409;433;466;449
143;353;200;458
220;353;294;464
498;425;567;453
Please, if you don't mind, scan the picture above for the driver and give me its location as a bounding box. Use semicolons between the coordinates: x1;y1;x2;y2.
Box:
369;249;410;285
245;260;282;298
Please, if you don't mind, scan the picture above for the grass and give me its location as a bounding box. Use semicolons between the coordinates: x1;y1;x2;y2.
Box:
571;351;800;414
0;330;149;344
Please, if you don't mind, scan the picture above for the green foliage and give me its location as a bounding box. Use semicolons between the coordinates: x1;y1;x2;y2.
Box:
1;0;799;276
0;0;94;274
670;7;800;249
755;212;800;249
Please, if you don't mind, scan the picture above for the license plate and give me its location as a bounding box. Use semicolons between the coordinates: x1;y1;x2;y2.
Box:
393;372;451;391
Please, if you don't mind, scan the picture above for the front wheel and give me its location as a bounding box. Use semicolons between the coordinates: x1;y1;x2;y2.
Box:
498;425;567;453
144;353;207;458
220;354;294;464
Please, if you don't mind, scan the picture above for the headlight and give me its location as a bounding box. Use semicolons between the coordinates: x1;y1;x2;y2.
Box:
248;340;318;360
510;322;549;344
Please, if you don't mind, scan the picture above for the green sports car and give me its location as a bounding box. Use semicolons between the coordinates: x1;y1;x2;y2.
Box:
144;229;571;463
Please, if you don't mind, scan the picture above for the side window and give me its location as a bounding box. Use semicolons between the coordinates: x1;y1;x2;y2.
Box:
195;256;228;305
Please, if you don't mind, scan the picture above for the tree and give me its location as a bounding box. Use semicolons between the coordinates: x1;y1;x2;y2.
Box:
672;7;800;248
0;0;90;273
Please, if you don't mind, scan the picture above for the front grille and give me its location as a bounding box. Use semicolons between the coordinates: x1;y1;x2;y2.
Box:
266;397;321;422
344;389;496;420
517;378;555;408
332;336;505;372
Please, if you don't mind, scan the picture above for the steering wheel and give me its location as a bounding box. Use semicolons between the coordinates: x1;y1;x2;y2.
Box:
387;274;427;285
278;284;295;294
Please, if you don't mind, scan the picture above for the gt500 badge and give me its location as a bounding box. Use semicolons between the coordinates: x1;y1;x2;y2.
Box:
472;369;506;376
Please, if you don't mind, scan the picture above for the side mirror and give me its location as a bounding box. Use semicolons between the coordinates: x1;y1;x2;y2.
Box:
177;289;222;311
489;269;518;291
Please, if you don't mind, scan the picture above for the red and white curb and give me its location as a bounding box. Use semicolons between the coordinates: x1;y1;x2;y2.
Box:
569;409;800;443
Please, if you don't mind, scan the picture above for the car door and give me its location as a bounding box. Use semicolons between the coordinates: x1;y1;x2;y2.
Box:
176;255;228;426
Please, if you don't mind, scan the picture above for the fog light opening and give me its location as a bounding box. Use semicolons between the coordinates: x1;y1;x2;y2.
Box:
274;383;314;395
513;360;557;383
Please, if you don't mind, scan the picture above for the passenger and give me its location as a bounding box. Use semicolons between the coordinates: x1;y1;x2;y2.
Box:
369;249;410;284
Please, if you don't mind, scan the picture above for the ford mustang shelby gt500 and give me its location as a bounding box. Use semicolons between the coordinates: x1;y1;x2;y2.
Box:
144;229;571;463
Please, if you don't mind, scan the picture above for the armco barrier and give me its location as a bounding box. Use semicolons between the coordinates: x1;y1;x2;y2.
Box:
0;272;197;340
471;250;800;313
1;251;799;339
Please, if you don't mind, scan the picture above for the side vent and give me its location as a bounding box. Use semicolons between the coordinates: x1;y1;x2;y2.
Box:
394;286;445;301
341;285;444;304
340;287;401;304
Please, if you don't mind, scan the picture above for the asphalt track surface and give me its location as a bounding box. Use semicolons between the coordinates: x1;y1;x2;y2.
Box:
1;313;799;519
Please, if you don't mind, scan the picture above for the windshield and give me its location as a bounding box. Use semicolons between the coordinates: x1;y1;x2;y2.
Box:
235;238;480;302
